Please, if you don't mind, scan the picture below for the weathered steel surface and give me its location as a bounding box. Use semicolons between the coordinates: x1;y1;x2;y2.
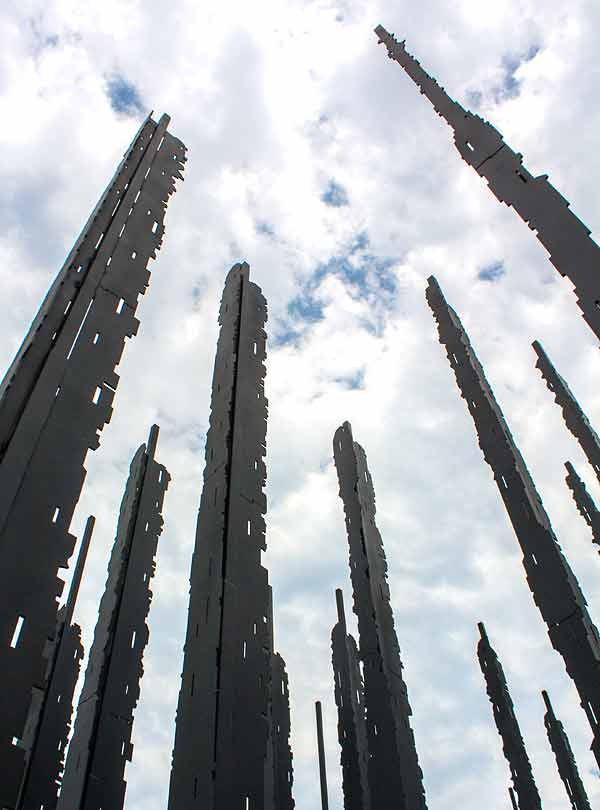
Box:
16;516;93;810
565;462;600;551
58;425;170;809
168;263;272;810
533;342;600;481
331;589;369;810
426;274;600;769
315;701;329;810
477;623;541;809
542;690;591;810
272;653;294;810
0;114;185;806
375;25;600;344
333;422;427;810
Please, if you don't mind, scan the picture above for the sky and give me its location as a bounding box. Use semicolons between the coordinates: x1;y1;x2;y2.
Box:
2;0;600;807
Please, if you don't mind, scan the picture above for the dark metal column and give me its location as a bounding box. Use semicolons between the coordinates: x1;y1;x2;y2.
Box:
272;653;294;810
533;342;600;480
57;425;170;809
477;623;541;809
17;516;94;810
331;589;370;810
565;462;600;551
168;263;273;810
315;701;329;810
334;422;427;810
0;114;185;807
426;274;600;769
375;25;600;344
542;690;591;810
533;342;600;549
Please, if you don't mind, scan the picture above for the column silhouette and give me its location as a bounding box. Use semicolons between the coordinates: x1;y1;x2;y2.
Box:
331;589;370;810
376;24;600;345
426;274;600;768
334;422;427;810
0;113;185;807
542;690;591;810
58;425;170;809
477;623;541;809
168;264;276;810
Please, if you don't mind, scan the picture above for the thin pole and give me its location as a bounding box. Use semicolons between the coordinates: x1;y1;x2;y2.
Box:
64;515;95;627
315;700;329;810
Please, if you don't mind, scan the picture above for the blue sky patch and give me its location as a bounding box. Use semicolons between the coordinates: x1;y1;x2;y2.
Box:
335;369;365;390
321;179;349;207
273;230;399;346
493;44;541;102
256;221;275;237
106;75;144;116
478;261;506;282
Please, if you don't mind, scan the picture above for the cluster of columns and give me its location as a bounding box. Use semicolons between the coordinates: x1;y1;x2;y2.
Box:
4;20;600;809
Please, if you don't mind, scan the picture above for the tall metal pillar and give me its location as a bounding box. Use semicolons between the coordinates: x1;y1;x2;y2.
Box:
168;263;274;810
542;690;591;810
533;342;600;549
477;623;541;809
334;422;427;810
375;25;600;344
57;425;170;809
426;274;600;769
533;342;600;479
0;113;185;807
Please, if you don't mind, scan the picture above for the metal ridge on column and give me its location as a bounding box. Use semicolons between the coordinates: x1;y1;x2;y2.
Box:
0;114;185;806
542;690;592;810
375;24;600;345
477;623;541;808
333;422;427;810
58;425;170;809
426;274;600;769
168;263;273;810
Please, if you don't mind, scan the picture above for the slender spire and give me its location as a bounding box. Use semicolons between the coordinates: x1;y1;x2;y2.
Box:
565;462;600;551
334;422;427;810
375;25;600;345
509;788;519;810
16;516;94;810
0;113;185;808
533;342;600;481
426;275;600;769
542;690;591;810
168;263;274;810
315;701;329;810
331;589;370;810
477;623;541;808
58;426;170;809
